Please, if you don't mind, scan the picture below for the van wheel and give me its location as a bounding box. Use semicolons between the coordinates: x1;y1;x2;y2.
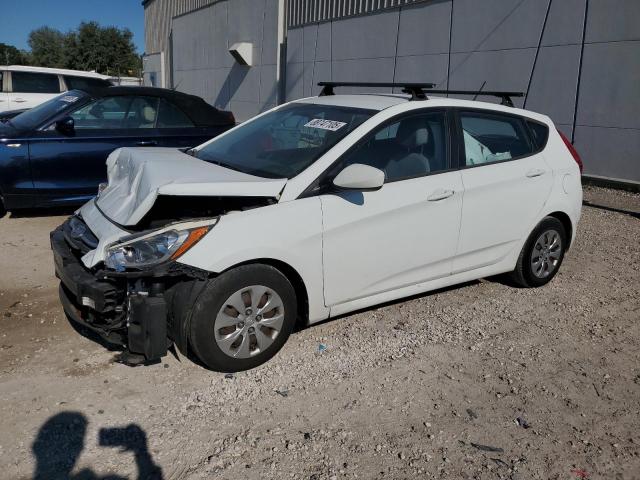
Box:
189;264;297;372
0;196;6;218
510;217;567;288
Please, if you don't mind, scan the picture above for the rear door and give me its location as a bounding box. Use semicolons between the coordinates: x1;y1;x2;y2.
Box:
9;71;61;109
452;109;553;273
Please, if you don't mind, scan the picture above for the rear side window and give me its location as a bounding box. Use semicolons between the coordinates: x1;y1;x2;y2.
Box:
156;98;194;128
527;120;549;151
64;76;111;90
0;71;4;92
12;71;60;94
460;111;533;166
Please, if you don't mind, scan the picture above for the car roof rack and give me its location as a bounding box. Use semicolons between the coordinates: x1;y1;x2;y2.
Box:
317;82;524;107
318;82;436;100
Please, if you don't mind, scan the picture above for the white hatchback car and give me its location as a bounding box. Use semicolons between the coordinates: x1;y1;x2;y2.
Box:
51;82;583;371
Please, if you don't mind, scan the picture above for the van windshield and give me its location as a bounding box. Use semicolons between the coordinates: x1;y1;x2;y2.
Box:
194;103;375;179
10;91;89;130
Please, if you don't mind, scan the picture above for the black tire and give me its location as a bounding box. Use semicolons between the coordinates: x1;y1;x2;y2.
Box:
189;264;297;372
0;196;6;219
510;216;567;288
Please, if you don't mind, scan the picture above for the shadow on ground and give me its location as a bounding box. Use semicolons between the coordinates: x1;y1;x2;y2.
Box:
7;207;77;219
32;411;163;480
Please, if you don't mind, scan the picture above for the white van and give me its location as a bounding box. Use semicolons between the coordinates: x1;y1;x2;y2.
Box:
0;65;113;111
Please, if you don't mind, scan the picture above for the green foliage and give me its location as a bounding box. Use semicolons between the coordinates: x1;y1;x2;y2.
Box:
26;22;141;76
28;27;67;67
0;43;30;65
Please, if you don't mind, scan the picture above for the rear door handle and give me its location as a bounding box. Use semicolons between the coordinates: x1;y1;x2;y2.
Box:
427;189;455;201
137;140;158;146
526;168;546;178
13;99;27;103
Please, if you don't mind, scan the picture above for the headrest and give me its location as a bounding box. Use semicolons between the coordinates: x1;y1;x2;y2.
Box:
397;117;430;149
142;106;156;123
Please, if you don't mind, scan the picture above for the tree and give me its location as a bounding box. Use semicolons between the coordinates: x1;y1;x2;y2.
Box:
67;21;140;76
0;43;30;65
26;22;141;76
28;27;67;68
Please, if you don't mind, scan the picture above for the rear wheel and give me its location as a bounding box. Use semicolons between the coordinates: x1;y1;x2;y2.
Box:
510;217;567;288
189;264;297;371
0;195;6;218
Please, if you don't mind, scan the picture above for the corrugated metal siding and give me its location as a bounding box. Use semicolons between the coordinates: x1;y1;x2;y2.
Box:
287;0;428;27
144;0;220;54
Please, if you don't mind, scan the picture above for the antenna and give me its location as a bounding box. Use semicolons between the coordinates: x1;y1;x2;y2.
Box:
472;80;487;101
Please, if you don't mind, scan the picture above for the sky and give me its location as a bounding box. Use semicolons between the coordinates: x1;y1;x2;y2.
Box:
0;0;145;53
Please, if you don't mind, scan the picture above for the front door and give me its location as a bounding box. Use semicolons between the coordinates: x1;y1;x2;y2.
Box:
452;109;554;273
320;109;464;307
29;95;158;204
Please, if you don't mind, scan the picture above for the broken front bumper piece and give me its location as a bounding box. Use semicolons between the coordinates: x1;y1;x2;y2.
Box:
51;222;170;361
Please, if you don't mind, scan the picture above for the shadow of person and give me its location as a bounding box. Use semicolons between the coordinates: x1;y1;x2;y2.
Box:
32;411;163;480
99;425;163;480
32;411;90;480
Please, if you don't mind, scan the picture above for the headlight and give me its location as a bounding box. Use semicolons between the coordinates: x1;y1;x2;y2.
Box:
105;225;210;271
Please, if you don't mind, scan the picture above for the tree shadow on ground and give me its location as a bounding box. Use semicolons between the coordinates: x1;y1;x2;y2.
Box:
32;411;163;480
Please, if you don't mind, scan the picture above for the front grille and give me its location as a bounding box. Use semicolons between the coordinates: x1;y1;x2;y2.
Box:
63;216;99;256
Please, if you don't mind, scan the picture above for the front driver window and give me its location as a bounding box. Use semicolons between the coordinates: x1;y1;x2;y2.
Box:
337;111;449;183
71;96;132;129
125;97;159;128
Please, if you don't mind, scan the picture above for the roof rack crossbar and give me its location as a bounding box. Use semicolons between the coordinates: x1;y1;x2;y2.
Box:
317;82;524;107
423;89;524;107
318;82;436;101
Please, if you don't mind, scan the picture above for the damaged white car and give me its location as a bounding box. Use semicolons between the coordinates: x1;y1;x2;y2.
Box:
51;82;583;371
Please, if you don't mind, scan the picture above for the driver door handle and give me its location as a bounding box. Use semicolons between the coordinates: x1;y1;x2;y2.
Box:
427;189;454;202
137;140;158;146
13;98;27;103
526;168;546;178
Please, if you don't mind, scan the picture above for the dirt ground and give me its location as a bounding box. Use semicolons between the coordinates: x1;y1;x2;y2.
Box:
0;185;639;480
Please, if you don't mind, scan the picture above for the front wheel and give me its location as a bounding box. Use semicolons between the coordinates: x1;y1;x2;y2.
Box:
510;217;567;288
189;264;297;371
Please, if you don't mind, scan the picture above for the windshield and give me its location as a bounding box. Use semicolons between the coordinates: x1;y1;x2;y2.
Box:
194;103;375;179
10;91;89;130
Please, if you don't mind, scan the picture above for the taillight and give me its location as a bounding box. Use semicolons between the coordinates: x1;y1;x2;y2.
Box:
557;130;583;174
224;111;236;124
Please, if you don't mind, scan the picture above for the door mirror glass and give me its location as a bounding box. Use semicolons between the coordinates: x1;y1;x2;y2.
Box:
55;116;75;135
333;164;385;191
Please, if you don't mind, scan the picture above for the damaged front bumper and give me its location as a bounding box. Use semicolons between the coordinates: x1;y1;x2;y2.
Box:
51;217;208;362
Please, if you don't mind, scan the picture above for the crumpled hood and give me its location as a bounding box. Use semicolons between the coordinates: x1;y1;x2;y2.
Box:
95;147;287;226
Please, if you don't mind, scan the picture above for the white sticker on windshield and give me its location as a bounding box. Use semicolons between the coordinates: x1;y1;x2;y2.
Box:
60;95;80;103
304;118;347;131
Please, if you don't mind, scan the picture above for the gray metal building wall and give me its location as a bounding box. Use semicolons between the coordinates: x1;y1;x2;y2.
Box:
285;0;640;183
169;0;279;120
144;0;640;183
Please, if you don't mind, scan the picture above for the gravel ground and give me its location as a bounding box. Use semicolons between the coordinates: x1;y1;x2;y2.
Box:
0;186;639;480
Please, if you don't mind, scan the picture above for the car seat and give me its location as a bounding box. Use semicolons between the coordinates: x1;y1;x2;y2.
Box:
385;117;431;179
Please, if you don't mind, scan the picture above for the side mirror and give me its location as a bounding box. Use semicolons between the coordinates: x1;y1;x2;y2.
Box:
333;164;385;191
55;116;75;136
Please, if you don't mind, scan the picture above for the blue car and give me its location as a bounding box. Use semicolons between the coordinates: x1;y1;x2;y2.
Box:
0;87;235;214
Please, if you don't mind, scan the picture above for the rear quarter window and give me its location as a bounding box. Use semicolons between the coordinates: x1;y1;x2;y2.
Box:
526;120;549;152
64;76;112;90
